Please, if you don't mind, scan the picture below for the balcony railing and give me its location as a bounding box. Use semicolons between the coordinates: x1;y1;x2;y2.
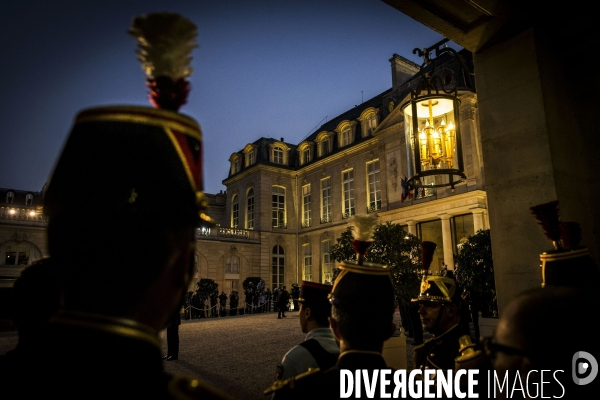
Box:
273;222;287;229
367;201;381;213
413;187;436;200
320;214;332;224
301;221;311;228
342;210;355;219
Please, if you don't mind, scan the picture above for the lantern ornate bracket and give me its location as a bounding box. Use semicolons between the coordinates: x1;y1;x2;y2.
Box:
401;38;471;191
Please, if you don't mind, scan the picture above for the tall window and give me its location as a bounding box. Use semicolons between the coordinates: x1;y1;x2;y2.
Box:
320;178;331;223
341;126;352;147
322;240;333;284
367;160;381;212
272;186;285;228
226;256;240;273
246;189;254;229
342;169;355;218
272;245;285;290
248;148;256;165
302;184;311;227
273;146;284;164
302;244;312;281
416;220;444;273
231;195;239;228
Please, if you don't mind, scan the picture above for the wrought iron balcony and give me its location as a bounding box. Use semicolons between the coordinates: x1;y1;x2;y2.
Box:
301;221;311;228
367;201;381;213
342;210;355;219
320;214;332;224
273;222;287;229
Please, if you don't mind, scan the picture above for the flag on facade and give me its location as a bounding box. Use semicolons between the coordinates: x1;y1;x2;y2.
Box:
401;176;412;203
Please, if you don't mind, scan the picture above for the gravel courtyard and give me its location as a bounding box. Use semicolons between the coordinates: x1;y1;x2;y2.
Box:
0;310;413;400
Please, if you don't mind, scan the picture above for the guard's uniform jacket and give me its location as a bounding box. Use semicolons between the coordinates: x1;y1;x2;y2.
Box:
266;350;394;400
274;327;339;381
3;311;231;400
413;323;464;371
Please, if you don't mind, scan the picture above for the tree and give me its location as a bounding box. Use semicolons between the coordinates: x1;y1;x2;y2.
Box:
329;222;422;306
242;276;263;293
196;278;218;303
329;227;357;281
454;229;497;339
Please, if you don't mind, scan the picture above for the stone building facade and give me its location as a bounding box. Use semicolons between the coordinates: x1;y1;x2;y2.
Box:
205;47;489;294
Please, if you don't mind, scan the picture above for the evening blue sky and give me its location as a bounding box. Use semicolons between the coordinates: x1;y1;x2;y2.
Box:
0;0;459;195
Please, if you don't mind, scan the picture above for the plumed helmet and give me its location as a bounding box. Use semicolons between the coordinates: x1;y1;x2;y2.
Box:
412;240;459;304
531;201;599;288
43;13;213;227
329;261;394;315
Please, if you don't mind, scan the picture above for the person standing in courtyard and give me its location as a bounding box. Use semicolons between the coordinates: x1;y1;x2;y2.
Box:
162;309;181;361
277;285;290;318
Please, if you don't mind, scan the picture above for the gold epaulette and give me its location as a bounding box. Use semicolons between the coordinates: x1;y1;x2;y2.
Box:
263;367;321;395
168;375;233;400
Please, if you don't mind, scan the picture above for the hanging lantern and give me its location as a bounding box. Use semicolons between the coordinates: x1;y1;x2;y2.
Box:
401;39;467;190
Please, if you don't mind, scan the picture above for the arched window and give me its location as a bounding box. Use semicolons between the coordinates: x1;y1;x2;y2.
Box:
25;193;33;206
273;146;284;164
226;255;240;273
246;188;254;229
341;125;352;147
272;245;285;290
6;191;14;204
1;241;42;266
231;195;239;228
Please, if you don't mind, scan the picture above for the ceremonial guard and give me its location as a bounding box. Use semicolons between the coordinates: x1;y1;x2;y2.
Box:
2;12;229;400
412;241;487;396
265;215;397;399
273;281;339;386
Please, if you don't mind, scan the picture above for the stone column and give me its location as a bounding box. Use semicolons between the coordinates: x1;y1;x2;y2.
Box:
439;214;455;270
471;208;486;233
406;220;417;236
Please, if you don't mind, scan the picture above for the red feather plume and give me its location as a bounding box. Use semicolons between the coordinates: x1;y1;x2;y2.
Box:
530;200;561;245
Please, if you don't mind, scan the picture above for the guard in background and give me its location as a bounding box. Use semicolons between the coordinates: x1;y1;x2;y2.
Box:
1;12;229;400
413;241;488;395
277;286;289;318
265;263;397;398
273;281;339;387
163;310;181;361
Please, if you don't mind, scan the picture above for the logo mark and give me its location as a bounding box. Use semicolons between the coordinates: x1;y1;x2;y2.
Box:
572;351;598;385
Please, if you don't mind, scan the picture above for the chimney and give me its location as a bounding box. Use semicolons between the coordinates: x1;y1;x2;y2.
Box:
389;53;420;91
280;137;284;142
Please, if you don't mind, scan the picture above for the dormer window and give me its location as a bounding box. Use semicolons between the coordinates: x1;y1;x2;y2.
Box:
6;191;14;204
302;147;310;164
269;141;290;165
25;193;33;206
243;144;258;167
273;146;283;164
341;126;352;146
229;154;242;175
360;108;379;138
366;114;377;135
321;137;330;156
